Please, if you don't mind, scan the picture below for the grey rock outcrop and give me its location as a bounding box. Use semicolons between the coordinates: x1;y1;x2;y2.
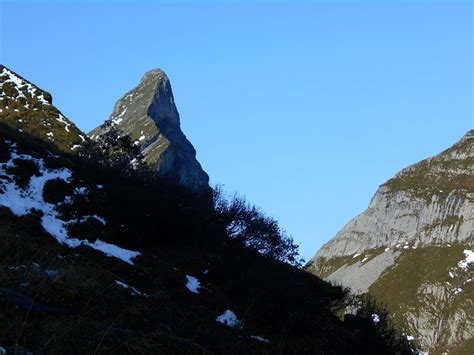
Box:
307;130;474;353
315;188;473;261
313;130;473;262
325;249;401;294
89;69;209;192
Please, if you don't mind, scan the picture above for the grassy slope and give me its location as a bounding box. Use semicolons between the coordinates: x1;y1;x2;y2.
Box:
369;245;473;354
0;125;409;354
0;65;84;152
383;130;473;202
310;244;473;353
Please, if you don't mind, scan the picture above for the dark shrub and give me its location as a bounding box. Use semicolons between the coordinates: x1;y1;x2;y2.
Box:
67;217;105;242
6;158;40;189
43;178;74;204
213;186;304;267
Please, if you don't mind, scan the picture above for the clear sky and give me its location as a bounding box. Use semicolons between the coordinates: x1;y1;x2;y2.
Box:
1;1;472;261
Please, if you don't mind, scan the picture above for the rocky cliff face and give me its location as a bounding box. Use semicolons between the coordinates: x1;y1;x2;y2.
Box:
0;65;86;152
307;130;474;353
89;69;209;192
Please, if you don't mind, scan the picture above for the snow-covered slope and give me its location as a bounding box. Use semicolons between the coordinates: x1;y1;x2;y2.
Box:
0;139;139;264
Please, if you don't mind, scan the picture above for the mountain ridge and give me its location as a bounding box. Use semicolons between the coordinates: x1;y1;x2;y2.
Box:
0;64;86;152
307;130;474;353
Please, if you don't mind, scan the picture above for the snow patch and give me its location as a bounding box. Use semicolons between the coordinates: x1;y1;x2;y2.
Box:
56;114;71;132
112;117;123;125
458;250;474;270
216;310;242;328
115;280;146;296
111;107;127;125
371;314;380;324
250;335;270;343
87;239;139;265
185;275;201;294
0;144;139;265
91;215;106;225
115;280;130;289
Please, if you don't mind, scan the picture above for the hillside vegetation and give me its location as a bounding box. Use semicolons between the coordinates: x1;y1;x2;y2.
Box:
0;65;85;152
0;123;411;354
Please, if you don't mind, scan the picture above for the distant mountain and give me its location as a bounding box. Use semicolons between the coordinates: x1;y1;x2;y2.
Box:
0;65;86;152
89;69;209;192
307;131;474;353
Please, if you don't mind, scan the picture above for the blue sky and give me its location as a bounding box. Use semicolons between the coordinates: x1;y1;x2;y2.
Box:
1;1;472;261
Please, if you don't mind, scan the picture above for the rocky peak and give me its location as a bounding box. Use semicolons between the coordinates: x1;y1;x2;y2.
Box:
145;69;180;126
108;68;179;128
0;64;86;152
89;68;209;192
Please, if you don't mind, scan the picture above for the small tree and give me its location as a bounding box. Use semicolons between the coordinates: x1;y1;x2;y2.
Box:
83;123;147;176
213;186;304;267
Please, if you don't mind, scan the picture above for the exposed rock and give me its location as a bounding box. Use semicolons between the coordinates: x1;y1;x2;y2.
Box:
325;250;401;294
314;188;473;260
307;130;474;353
89;69;209;192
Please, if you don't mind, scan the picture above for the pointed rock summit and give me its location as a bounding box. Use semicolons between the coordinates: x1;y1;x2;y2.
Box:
89;69;209;192
0;64;86;152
